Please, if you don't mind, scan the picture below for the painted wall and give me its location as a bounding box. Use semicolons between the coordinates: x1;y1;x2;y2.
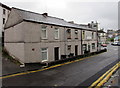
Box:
4;22;24;42
0;6;10;37
4;8;22;29
0;6;2;37
82;30;98;53
5;20;98;63
4;43;24;63
22;21;82;63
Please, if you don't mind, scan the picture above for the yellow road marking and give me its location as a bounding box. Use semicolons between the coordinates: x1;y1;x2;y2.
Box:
89;62;120;88
96;62;119;87
0;52;103;79
96;65;118;87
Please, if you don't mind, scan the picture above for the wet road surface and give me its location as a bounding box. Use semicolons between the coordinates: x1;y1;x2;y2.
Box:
2;45;119;87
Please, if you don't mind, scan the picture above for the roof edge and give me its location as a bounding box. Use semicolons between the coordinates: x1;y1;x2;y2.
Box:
0;2;11;10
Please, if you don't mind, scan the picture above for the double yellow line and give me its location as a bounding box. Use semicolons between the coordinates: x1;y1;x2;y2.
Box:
89;61;120;88
0;53;101;79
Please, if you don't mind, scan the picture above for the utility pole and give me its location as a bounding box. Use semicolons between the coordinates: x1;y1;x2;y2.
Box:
96;21;99;51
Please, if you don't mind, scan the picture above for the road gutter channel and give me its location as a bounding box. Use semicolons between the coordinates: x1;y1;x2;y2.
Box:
0;52;104;79
89;62;120;88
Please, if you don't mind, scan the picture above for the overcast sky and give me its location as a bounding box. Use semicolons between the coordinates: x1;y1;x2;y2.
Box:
0;0;119;31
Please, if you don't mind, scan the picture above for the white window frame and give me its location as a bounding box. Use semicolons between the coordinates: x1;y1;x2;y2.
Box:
54;28;59;39
92;43;95;49
3;18;5;24
75;30;78;39
67;45;71;54
67;29;71;39
3;9;6;15
92;32;94;39
41;48;48;62
41;27;47;39
82;31;85;39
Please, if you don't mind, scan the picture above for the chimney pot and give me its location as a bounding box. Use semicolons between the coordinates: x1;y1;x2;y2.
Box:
68;21;74;24
42;13;48;17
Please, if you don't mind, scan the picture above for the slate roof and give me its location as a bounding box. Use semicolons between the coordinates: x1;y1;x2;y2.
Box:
12;7;96;31
0;3;11;10
98;30;106;33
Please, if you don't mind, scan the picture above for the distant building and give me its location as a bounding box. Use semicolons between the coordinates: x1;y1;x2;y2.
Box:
98;29;107;44
107;30;115;38
107;29;120;42
97;29;107;50
0;3;11;45
4;7;99;64
114;36;120;43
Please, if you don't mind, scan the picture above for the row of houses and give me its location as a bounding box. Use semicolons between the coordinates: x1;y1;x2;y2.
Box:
107;29;120;39
98;29;107;44
0;3;107;64
0;3;11;46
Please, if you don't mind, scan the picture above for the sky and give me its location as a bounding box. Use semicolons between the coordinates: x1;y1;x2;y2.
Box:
0;0;119;31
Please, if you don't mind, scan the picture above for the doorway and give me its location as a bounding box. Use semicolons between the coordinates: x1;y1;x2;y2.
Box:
75;45;78;56
88;44;90;53
54;47;59;61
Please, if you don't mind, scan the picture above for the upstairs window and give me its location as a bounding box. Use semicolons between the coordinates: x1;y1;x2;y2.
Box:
41;26;47;39
75;30;78;39
3;9;6;15
92;32;94;39
67;29;71;39
3;18;5;24
54;28;59;39
82;31;85;39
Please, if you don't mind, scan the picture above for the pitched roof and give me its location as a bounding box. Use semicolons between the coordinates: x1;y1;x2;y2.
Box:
0;3;11;10
98;30;106;33
11;7;97;31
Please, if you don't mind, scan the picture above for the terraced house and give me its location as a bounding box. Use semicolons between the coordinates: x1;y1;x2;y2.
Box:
0;3;11;45
4;7;99;64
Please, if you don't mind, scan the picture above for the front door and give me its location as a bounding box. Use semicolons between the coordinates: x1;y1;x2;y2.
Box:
75;45;78;56
54;47;59;61
88;45;90;52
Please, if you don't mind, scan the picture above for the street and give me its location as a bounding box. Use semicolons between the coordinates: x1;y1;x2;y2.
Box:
2;44;119;87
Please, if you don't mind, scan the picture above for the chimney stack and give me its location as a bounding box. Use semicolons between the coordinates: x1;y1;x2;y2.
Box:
42;13;48;17
68;21;74;24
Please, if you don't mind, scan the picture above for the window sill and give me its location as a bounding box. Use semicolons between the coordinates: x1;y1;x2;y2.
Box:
54;38;59;40
75;38;78;39
41;60;48;62
42;38;48;40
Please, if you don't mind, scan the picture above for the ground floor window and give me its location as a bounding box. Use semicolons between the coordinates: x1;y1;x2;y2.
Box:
67;45;71;54
82;44;87;51
41;48;48;61
92;43;95;49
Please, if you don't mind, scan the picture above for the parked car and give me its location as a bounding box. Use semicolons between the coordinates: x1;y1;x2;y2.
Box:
101;44;107;47
111;42;120;46
117;42;120;46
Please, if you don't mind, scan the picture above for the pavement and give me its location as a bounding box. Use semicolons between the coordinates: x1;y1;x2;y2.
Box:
2;46;107;76
1;44;119;87
2;58;43;76
103;68;119;87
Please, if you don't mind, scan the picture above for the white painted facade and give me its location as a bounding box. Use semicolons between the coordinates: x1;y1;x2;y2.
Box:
0;3;11;37
4;8;99;64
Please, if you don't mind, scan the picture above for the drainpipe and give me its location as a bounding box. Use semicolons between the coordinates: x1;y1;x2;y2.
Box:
81;30;83;55
96;22;99;51
64;27;67;56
